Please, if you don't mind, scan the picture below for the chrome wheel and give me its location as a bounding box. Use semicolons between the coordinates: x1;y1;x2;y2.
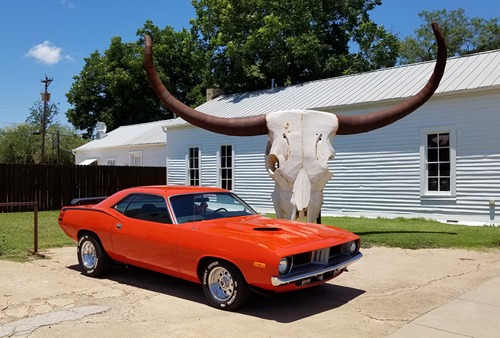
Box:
202;260;250;310
207;266;234;301
80;240;97;269
77;234;112;277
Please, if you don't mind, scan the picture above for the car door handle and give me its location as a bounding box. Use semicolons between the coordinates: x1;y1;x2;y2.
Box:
116;223;122;229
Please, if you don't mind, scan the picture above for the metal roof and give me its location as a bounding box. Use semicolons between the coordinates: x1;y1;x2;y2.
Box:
75;49;500;149
75;120;168;150
164;49;500;129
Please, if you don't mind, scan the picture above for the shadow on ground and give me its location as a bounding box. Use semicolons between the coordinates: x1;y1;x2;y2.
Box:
67;263;365;323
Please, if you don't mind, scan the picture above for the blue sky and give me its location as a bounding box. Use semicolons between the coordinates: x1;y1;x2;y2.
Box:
0;0;498;129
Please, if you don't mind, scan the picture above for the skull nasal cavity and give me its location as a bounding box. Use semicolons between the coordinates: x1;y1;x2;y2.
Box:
268;154;279;172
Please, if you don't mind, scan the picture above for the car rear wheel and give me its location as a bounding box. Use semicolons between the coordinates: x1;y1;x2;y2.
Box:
202;260;250;310
77;234;112;277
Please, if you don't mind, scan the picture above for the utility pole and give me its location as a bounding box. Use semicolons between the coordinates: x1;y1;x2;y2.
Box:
40;75;53;164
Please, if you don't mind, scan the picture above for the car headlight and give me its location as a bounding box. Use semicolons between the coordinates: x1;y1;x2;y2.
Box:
278;257;292;275
343;241;358;254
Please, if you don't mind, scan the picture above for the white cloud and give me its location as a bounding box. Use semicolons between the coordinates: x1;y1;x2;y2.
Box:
59;0;77;8
26;41;72;66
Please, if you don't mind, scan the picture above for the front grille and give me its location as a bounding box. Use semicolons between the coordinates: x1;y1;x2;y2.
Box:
293;252;312;266
312;248;329;264
288;240;359;275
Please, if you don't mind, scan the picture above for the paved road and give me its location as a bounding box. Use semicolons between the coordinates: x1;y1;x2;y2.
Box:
1;247;499;337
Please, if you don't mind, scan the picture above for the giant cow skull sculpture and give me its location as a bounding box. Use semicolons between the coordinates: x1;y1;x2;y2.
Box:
144;23;446;222
265;110;338;221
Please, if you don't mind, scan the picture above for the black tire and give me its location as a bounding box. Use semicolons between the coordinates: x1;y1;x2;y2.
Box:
77;234;113;277
202;260;250;310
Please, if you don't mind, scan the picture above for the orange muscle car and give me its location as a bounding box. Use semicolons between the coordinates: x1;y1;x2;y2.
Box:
58;185;362;310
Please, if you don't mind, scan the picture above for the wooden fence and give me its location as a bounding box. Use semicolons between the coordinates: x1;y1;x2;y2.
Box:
0;163;166;211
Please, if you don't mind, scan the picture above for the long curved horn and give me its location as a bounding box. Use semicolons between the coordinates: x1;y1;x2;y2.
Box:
144;35;268;136
336;22;447;135
145;22;445;137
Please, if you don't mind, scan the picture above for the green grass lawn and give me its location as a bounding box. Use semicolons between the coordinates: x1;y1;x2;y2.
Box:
0;211;499;261
0;211;74;261
321;216;500;250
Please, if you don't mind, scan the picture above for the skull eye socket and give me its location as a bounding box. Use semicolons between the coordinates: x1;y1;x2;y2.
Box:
268;154;279;172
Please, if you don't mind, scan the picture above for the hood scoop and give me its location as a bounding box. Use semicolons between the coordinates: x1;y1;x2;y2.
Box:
253;227;281;231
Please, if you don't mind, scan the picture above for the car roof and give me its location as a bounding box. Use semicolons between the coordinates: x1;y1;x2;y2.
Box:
123;185;229;196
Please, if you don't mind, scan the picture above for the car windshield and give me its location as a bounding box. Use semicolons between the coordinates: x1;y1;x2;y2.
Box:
169;192;257;224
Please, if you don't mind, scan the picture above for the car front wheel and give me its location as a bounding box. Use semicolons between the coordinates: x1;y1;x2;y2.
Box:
77;234;112;277
202;260;250;310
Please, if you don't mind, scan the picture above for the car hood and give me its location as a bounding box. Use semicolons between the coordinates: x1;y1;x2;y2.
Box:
191;215;358;250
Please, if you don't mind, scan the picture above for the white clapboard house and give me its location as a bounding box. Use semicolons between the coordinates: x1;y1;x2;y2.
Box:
162;50;500;225
74;120;167;166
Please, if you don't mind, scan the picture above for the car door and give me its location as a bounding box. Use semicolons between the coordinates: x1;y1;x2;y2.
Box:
110;193;179;274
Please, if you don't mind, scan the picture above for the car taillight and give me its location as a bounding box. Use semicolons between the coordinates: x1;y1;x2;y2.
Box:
58;210;66;223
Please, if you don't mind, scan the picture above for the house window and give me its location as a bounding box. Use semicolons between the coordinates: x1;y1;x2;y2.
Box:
427;133;450;191
420;128;456;197
129;151;142;166
188;147;200;186
107;158;116;166
220;145;233;190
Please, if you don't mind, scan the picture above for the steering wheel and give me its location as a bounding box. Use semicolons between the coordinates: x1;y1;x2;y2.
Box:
213;208;228;213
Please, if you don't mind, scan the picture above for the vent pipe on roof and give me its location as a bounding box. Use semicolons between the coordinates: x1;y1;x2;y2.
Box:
95;121;107;139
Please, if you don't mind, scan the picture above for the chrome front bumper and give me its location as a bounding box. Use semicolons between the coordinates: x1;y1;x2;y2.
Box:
271;252;363;287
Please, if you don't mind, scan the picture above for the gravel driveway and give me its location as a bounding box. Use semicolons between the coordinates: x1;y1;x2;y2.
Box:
1;246;499;337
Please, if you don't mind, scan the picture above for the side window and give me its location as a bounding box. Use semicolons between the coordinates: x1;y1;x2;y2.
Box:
188;147;200;186
170;194;196;223
420;128;456;197
129;151;142;166
426;133;450;192
114;194;172;224
114;195;134;214
220;145;233;190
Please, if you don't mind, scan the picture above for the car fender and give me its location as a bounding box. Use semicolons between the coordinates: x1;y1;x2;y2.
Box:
176;227;280;285
59;207;117;256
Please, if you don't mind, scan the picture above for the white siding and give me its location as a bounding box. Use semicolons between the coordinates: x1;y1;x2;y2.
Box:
322;91;500;224
73;120;168;166
76;144;166;167
163;51;500;225
167;90;500;225
166;126;274;210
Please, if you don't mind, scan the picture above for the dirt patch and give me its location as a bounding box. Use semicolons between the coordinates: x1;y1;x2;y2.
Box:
1;247;499;337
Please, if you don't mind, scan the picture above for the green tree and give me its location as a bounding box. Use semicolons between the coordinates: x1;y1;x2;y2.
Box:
66;21;206;138
0;99;86;164
26;101;59;128
39;124;88;165
191;0;398;93
399;8;500;63
66;1;398;133
0;124;86;165
0;124;40;164
26;100;60;163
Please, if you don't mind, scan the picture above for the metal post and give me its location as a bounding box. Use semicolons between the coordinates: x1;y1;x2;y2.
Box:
0;201;44;257
33;202;39;253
